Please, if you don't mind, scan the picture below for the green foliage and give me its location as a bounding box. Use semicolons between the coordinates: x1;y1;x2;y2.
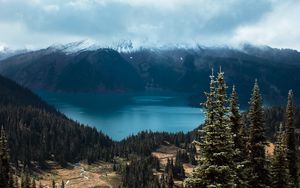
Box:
229;85;250;187
185;69;236;188
122;156;160;188
52;179;56;188
248;80;271;188
271;124;291;188
0;126;11;188
284;90;299;187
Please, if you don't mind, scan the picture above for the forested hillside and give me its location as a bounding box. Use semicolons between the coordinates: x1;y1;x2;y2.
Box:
0;74;113;168
0;71;299;187
1;45;300;105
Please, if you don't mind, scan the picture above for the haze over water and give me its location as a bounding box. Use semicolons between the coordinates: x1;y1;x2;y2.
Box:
36;91;204;140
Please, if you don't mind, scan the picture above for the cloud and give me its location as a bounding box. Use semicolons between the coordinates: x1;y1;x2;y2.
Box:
0;0;298;50
231;0;300;50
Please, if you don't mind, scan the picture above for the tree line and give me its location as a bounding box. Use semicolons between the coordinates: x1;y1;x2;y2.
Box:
0;70;299;187
185;69;299;187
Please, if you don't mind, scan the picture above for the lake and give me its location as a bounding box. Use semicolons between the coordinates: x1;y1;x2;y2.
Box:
36;91;204;141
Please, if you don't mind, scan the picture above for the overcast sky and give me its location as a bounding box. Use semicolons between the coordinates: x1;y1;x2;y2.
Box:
0;0;299;50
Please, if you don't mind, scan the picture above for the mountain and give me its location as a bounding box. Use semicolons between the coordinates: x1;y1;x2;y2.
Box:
0;47;29;60
0;73;113;166
0;48;144;92
121;46;300;104
0;43;300;104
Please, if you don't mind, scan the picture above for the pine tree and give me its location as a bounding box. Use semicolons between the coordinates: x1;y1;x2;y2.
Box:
24;173;31;188
61;180;65;188
229;85;249;187
21;172;31;188
166;168;174;188
52;179;56;188
174;157;185;179
185;69;236;187
21;175;25;188
271;124;291;188
8;173;15;188
248;80;270;188
0;126;11;188
32;178;36;188
284;90;298;187
14;176;19;188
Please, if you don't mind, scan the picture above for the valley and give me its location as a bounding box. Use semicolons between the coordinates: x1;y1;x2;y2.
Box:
1;1;300;187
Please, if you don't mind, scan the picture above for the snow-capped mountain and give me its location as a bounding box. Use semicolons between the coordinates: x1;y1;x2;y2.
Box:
47;39;137;54
0;46;29;60
47;40;102;54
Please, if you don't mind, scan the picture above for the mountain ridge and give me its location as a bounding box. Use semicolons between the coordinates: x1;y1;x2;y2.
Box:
1;43;300;105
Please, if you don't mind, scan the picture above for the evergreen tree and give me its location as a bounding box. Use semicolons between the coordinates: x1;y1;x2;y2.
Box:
32;178;36;188
229;85;249;187
174;156;185;179
248;80;270;188
0;126;11;188
185;69;236;187
14;176;19;188
21;172;31;188
61;180;65;188
8;173;15;188
21;175;25;188
271;124;291;188
52;179;56;188
24;174;31;188
166;168;174;188
284;90;298;188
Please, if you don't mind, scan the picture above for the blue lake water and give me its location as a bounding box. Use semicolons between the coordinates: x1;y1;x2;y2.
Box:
36;91;204;141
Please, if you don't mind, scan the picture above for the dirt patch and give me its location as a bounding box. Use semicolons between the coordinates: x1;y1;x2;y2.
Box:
152;145;195;187
266;142;275;156
152;145;182;165
36;161;121;188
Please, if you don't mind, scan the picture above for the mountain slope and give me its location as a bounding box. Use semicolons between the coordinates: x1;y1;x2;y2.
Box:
122;47;300;104
0;74;113;167
0;48;144;92
1;45;300;104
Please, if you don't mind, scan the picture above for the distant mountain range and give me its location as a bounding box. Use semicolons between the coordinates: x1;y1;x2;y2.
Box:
0;42;300;105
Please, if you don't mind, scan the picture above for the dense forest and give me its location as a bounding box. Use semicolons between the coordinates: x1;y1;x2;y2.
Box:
0;69;299;187
184;70;299;187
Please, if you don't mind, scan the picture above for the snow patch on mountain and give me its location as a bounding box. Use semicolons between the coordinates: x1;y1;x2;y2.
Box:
0;46;29;60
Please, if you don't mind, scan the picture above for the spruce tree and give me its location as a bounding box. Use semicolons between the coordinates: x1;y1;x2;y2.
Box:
271;124;291;188
166;168;174;188
32;178;36;188
61;180;65;188
185;69;236;187
52;179;56;188
229;85;249;187
24;173;31;188
0;126;11;188
248;80;270;188
8;173;15;188
284;90;298;187
14;176;19;188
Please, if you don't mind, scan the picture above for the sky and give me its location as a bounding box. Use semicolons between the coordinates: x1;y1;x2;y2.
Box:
0;0;300;50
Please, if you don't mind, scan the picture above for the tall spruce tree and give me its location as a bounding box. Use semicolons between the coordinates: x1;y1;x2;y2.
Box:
248;80;270;188
284;90;298;187
185;69;236;188
271;124;291;188
0;126;11;188
229;85;249;187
